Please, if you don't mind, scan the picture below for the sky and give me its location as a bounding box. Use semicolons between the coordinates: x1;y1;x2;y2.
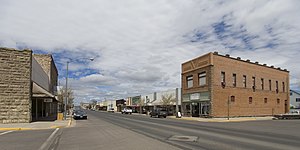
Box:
1;0;300;104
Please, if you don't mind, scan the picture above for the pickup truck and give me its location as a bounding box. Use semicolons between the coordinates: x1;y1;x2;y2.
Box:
150;108;167;118
121;108;132;114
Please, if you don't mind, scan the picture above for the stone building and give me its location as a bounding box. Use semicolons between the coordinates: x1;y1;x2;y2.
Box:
181;52;289;117
0;47;58;123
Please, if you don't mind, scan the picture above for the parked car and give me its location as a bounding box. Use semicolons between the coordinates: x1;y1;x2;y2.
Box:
150;108;167;118
73;110;87;120
121;108;132;114
108;108;114;113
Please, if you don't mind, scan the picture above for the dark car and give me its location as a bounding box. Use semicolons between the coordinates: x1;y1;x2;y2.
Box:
73;110;87;119
150;108;167;118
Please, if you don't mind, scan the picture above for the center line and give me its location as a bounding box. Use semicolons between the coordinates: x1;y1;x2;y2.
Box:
0;131;14;136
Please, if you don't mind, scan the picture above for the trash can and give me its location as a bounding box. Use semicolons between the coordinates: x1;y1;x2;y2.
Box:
57;113;63;120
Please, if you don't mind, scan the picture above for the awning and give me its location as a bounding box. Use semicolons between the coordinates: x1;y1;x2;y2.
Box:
32;82;55;98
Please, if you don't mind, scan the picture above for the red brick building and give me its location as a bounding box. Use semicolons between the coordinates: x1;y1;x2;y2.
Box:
181;52;289;117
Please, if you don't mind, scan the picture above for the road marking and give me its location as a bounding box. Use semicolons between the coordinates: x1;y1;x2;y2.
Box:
38;128;60;150
0;130;14;135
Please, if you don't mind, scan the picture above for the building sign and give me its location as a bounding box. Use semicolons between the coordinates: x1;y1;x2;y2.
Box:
132;96;141;106
190;93;200;100
44;99;53;103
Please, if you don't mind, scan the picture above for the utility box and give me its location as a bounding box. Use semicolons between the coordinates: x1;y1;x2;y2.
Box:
57;113;63;120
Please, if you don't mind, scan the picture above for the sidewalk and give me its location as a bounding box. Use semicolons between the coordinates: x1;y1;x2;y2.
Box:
168;116;274;122
0;116;73;131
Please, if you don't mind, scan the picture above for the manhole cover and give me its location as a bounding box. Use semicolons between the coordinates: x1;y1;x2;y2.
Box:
169;135;198;142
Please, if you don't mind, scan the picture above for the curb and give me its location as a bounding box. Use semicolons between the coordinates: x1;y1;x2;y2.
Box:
0;128;32;131
170;117;266;122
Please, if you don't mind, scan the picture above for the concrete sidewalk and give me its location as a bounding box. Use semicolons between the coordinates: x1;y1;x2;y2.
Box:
168;116;274;122
0;117;73;131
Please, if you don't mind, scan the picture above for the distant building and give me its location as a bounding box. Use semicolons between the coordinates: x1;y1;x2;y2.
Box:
290;90;300;108
0;47;58;123
181;52;290;117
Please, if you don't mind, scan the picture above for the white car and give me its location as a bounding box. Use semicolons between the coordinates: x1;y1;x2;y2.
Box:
121;108;132;114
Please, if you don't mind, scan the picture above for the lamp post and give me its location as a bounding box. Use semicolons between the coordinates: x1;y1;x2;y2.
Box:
64;57;94;120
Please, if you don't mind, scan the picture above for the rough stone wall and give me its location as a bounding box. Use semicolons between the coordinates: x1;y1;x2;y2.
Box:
0;47;32;123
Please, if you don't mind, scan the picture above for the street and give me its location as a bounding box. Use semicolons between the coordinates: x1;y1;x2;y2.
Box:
1;111;300;150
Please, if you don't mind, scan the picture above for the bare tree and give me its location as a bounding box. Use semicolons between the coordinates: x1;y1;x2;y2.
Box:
57;87;74;112
161;93;176;114
138;97;145;114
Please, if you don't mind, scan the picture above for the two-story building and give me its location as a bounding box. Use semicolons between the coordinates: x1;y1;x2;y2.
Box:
0;47;58;123
181;52;289;117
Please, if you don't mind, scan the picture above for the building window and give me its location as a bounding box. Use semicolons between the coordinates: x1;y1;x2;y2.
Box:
269;80;272;91
277;98;280;104
264;98;268;104
296;98;300;102
231;96;235;103
243;75;247;88
221;72;226;87
290;92;293;96
198;72;206;86
232;74;236;87
282;82;285;92
261;78;264;90
249;97;253;104
187;75;193;88
276;81;279;93
252;77;256;92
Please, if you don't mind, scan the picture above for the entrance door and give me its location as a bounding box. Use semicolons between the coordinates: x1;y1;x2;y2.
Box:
285;100;288;113
192;103;200;117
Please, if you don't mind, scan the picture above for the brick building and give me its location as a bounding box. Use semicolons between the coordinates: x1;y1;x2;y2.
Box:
181;52;289;117
0;47;58;123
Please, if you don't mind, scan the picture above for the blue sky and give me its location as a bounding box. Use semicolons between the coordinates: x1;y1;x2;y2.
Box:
0;0;300;104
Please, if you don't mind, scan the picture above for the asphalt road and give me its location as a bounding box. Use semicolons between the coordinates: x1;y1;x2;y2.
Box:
1;111;300;150
88;110;300;150
0;129;56;150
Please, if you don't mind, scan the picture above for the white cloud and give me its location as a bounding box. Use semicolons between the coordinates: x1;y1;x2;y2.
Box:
1;0;300;103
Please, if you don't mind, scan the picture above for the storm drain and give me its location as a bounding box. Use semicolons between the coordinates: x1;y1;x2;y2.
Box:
168;135;198;142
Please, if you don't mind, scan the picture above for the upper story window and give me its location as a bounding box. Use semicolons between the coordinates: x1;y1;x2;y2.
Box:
282;82;285;92
221;72;225;87
277;98;280;104
187;75;193;88
264;98;268;104
252;77;256;92
269;80;272;91
243;75;247;88
276;81;279;93
261;78;264;90
232;74;236;87
296;98;300;102
198;72;206;86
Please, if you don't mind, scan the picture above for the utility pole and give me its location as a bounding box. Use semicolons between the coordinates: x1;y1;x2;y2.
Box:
64;61;69;120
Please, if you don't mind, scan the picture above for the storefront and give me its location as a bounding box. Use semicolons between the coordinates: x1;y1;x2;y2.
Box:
182;92;211;117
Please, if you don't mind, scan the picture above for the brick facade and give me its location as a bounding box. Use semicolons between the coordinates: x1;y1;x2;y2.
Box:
0;48;32;123
182;52;289;117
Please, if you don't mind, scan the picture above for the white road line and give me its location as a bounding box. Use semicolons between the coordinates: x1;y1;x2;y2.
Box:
38;128;60;150
0;131;14;136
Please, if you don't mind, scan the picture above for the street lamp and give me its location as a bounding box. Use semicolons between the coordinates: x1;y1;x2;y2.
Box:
64;57;94;120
